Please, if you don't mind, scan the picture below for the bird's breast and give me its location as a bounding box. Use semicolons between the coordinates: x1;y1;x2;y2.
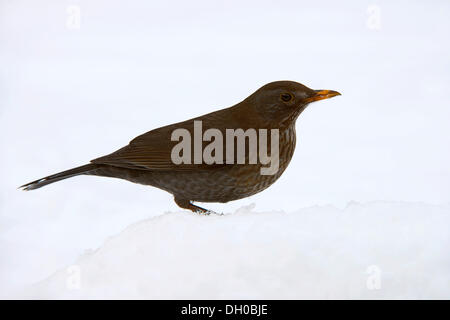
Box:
103;126;298;203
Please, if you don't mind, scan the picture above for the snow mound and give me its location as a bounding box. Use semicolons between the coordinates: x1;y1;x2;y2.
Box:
22;202;450;299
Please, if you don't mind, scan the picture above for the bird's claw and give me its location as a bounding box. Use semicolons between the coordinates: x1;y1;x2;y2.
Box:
195;209;223;216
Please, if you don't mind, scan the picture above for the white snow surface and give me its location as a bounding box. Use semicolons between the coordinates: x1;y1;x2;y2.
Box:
14;201;450;299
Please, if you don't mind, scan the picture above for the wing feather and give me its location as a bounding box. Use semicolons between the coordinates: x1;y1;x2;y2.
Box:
91;106;241;171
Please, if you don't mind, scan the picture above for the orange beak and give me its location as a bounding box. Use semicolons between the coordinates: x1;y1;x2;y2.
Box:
305;89;341;103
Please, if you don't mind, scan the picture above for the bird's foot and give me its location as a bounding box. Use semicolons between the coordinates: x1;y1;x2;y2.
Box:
195;208;223;216
174;197;223;216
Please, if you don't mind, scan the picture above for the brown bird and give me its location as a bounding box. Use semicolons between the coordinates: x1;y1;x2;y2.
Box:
20;81;340;214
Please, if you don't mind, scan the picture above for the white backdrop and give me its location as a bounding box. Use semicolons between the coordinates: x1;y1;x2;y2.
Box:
1;0;449;297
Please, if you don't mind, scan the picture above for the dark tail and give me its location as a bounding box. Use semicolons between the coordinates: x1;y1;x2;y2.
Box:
20;163;99;191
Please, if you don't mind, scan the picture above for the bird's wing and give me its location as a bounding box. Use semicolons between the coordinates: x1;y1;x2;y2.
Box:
91;109;235;171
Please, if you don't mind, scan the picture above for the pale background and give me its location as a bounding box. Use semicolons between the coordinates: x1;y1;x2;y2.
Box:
1;0;449;298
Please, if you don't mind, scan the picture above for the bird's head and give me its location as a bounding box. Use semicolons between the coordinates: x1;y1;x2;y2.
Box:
246;80;341;127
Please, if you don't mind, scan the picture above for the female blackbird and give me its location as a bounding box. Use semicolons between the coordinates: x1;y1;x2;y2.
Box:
20;81;340;214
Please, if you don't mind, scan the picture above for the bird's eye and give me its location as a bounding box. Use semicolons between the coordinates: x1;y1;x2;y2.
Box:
280;93;293;102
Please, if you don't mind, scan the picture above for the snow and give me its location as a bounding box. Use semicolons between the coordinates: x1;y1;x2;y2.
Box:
9;201;450;299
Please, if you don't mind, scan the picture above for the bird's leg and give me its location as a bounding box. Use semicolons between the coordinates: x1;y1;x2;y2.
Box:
174;198;222;215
